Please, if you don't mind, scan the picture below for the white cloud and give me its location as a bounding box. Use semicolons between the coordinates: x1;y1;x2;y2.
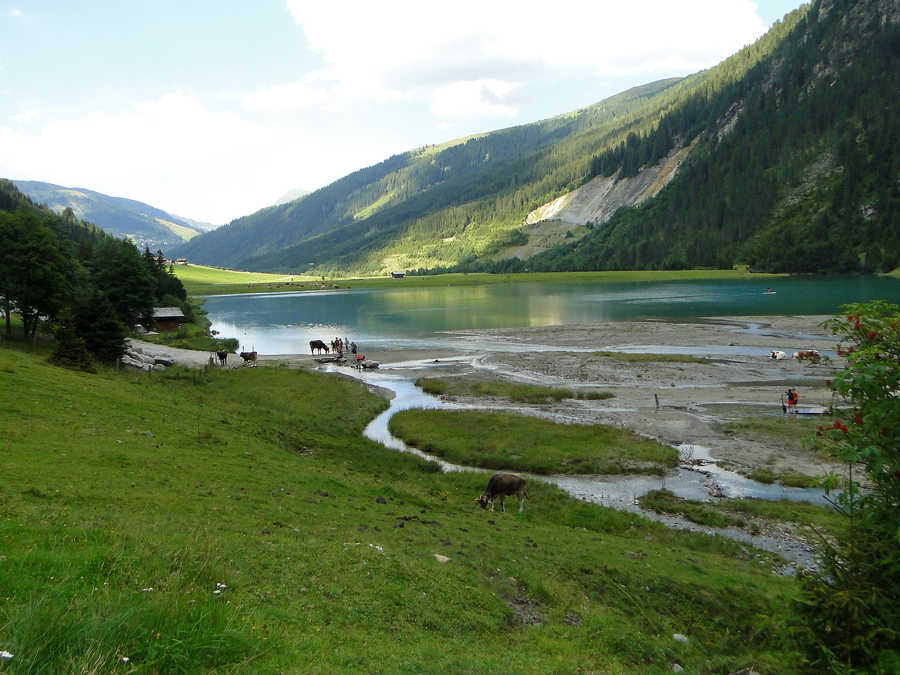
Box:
10;109;39;124
284;0;767;121
430;80;519;121
0;91;391;224
10;8;24;17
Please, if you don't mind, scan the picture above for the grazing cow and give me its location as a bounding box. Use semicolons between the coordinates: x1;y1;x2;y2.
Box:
239;351;257;363
770;350;786;360
216;349;228;366
476;473;528;513
793;349;821;362
309;339;329;354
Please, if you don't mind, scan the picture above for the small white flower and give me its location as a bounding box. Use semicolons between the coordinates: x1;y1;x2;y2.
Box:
141;587;153;592
0;650;13;659
121;656;130;663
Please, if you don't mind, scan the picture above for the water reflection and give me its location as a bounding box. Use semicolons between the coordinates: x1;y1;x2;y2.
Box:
202;276;899;355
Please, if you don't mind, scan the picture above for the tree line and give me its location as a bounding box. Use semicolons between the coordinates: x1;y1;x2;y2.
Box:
0;180;188;371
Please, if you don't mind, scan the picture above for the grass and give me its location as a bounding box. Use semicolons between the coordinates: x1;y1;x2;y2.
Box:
639;490;846;537
416;376;614;403
176;267;784;297
388;409;678;475
748;468;821;488
0;341;807;672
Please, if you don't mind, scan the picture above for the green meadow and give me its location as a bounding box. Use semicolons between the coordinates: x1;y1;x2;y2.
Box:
175;265;782;297
0;342;807;672
389;409;678;475
415;377;614;404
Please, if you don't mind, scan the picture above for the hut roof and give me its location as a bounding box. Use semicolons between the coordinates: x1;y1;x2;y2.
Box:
153;307;185;319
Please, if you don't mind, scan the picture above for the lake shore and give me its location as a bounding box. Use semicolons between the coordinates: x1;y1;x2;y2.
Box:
132;314;845;483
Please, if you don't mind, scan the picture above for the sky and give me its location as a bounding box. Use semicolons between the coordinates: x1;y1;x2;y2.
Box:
1;0;805;225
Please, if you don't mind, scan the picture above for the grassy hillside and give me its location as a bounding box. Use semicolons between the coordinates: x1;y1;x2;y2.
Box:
13;180;212;250
0;343;805;672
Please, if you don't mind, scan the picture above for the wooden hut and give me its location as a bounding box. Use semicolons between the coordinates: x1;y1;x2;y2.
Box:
152;307;186;332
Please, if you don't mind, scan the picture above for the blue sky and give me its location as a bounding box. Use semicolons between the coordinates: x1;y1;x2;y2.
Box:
1;1;806;224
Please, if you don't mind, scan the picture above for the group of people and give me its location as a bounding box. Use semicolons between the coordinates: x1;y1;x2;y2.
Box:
330;337;358;358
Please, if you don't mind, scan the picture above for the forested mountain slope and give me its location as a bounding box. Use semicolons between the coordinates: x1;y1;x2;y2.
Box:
488;0;900;274
176;0;897;276
13;180;213;251
0;179;107;248
173;2;807;276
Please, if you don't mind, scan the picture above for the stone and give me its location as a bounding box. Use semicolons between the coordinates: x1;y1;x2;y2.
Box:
433;554;450;563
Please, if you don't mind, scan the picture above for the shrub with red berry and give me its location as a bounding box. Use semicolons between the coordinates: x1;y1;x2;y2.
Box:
794;301;899;670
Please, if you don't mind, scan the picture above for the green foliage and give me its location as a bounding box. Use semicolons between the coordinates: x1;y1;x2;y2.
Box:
388;408;677;475
793;301;900;670
0;210;74;339
0;181;190;363
417;376;614;403
48;307;96;372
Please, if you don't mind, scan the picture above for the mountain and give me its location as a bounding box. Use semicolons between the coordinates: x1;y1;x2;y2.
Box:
174;0;898;276
505;0;900;274
0;179;107;247
13;180;215;250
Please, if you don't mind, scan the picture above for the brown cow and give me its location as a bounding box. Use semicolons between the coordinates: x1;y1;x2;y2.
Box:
476;473;528;512
239;351;257;363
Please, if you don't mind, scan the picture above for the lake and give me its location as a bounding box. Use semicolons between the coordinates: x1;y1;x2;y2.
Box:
203;275;899;355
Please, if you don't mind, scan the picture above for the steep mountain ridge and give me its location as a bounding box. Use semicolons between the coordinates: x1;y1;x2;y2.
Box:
13;180;213;250
173;0;896;276
507;0;898;274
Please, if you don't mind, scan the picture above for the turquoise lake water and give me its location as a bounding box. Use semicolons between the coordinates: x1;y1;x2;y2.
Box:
203;276;900;354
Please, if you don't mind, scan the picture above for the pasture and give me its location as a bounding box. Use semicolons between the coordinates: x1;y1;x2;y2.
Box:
175;266;783;297
0;342;806;672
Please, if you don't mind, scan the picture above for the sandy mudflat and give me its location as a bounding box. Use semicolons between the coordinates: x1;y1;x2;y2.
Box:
130;314;846;479
359;315;846;481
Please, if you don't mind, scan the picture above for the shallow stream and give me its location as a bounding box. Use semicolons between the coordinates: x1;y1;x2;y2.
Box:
328;363;825;571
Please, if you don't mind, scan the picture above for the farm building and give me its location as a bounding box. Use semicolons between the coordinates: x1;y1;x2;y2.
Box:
152;307;186;332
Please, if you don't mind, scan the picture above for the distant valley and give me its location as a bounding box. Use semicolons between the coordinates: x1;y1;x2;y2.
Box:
12;180;216;250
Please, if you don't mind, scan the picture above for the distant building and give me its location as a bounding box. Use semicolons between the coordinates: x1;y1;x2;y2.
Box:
390;271;406;279
152;307;186;332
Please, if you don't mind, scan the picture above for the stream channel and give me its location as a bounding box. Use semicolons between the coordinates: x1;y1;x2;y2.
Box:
324;359;826;573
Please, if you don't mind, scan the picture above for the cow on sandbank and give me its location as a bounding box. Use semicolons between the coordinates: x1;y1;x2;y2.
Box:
476;473;528;513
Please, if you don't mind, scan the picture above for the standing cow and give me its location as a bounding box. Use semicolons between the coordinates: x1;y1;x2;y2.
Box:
476;473;528;513
309;339;329;354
